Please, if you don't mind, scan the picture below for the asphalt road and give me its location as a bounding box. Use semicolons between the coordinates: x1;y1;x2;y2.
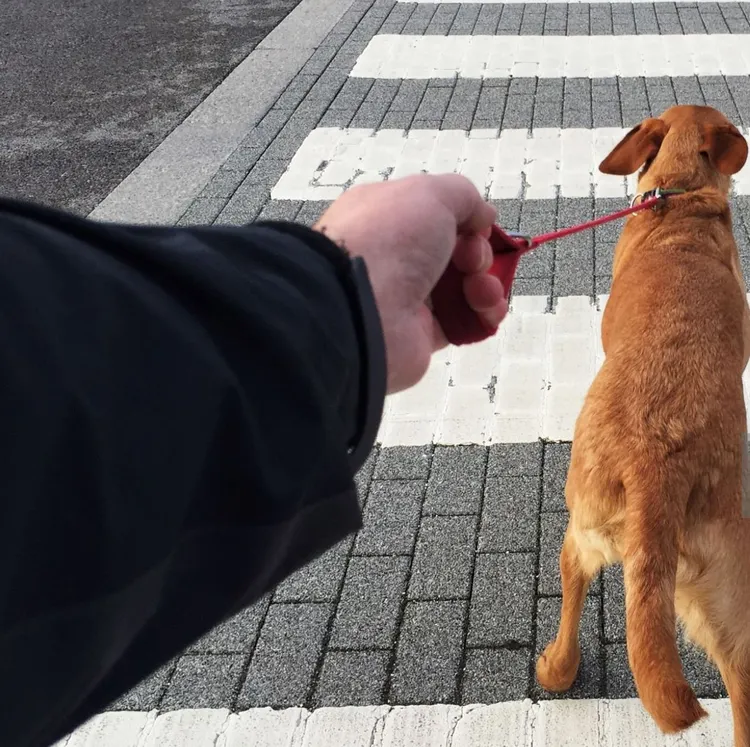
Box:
0;0;302;215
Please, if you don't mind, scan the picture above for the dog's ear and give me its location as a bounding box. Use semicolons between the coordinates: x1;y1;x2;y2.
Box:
599;119;668;175
701;123;748;175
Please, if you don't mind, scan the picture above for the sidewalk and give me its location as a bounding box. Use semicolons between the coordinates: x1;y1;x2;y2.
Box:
79;0;748;742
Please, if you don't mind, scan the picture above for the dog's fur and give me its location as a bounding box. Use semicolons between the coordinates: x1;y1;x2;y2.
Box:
534;105;750;744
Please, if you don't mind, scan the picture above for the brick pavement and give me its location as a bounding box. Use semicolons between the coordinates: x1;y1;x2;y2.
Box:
110;444;727;712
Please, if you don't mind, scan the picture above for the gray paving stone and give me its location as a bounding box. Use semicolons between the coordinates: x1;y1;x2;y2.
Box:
299;46;338;77
450;4;480;33
238;603;332;708
263;131;313;161
591;6;613;34
441;110;473;130
493;199;522;232
274;74;318;111
416;87;452;120
517;198;556;269
247;110;289;149
596;275;613;295
487;443;543;477
678;6;706;32
350;102;388;128
594;198;626;245
354;479;423;554
391;79;428;113
461;648;531;704
503;95;534;129
468;553;535;647
312;650;390;706
177;197;227;226
513;277;552;297
374;445;432;480
355;445;379;501
605;643;637;698
427;4;459;34
679;636;727;698
672;77;706;106
330;80;374;111
381;111;414;130
389;600;466;704
107;659;175;710
273;539;351;602
243;157;290;188
533;103;563;129
474;5;503;34
595;242;616;277
408;515;477;599
161;654;245;710
189;597;270;654
296;201;332;226
447;79;481;121
542;442;571;512
603;564;626;643
592;100;622;128
423;445;487;515
534;596;603;699
555;244;595;296
198;168;246;200
403;4;438;33
221;144;264;174
256;200;303;223
479;476;539;553
475;85;507;125
612;8;636;34
329;555;410;649
216;188;268;225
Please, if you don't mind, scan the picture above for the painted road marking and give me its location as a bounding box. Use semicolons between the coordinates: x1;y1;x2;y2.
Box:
402;0;726;3
375;294;750;446
58;699;733;746
350;35;750;79
269;126;750;201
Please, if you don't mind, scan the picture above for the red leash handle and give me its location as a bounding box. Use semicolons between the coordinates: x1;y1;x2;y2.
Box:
430;194;665;347
431;226;532;346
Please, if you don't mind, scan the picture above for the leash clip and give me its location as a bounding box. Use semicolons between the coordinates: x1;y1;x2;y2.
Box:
630;186;685;210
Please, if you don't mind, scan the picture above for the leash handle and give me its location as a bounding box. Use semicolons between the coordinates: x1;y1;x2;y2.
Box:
431;226;531;346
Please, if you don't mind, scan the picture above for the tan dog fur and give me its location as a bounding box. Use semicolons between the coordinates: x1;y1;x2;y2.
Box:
534;105;750;744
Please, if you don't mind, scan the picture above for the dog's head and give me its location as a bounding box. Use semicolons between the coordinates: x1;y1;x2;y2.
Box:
599;105;748;194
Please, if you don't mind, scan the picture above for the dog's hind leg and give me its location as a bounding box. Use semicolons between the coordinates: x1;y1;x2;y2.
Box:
536;526;604;692
716;658;750;747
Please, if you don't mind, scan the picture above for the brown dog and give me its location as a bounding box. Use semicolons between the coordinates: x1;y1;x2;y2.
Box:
535;105;750;744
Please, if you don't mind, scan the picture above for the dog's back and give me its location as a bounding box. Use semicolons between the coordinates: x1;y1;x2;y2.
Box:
536;106;750;742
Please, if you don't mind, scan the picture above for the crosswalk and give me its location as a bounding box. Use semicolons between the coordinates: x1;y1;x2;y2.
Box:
69;0;750;744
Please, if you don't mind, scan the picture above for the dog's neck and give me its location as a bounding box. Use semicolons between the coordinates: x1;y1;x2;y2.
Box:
630;183;730;221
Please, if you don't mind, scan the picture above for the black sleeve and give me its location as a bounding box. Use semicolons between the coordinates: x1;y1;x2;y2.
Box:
0;198;386;747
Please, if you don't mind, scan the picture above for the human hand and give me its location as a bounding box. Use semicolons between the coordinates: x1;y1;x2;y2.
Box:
314;173;509;394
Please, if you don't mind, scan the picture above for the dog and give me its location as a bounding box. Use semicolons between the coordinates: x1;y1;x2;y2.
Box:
535;105;750;745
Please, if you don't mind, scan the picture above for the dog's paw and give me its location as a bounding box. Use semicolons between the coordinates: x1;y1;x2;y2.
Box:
536;641;581;692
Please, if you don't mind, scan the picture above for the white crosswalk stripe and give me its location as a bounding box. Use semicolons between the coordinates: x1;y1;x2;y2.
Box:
351;34;750;79
57;699;735;746
270;126;750;201
378;294;750;445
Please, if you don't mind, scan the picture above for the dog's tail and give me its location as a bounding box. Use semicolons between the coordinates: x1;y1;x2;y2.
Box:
623;466;707;734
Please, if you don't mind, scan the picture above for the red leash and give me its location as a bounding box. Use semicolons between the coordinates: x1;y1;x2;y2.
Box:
431;188;684;345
